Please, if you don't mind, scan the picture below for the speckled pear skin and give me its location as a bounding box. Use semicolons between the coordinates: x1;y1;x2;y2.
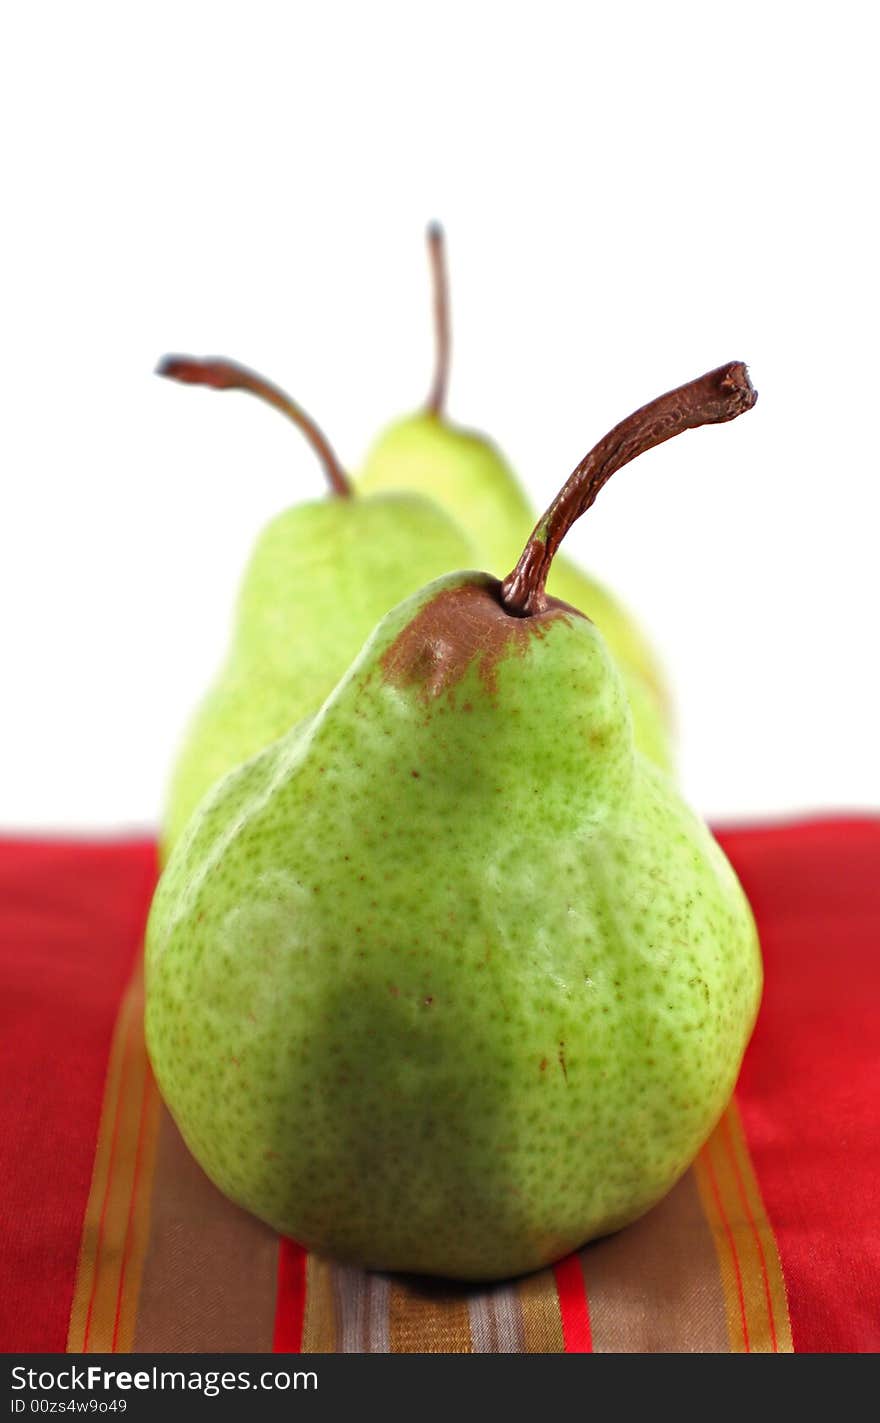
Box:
146;571;761;1281
358;413;674;771
163;493;476;854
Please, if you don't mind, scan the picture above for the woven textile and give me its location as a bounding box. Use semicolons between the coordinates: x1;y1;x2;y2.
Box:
1;819;878;1352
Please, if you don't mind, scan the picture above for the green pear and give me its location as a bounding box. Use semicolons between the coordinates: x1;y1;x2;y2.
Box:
159;357;476;854
146;361;761;1281
357;225;673;768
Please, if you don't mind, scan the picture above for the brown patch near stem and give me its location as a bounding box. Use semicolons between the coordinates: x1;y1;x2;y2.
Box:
380;579;582;702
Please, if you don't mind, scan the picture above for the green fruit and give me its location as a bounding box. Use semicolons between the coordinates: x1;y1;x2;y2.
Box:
159;357;476;855
357;226;672;769
146;361;761;1281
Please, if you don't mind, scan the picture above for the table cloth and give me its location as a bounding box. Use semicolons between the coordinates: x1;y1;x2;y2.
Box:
1;818;877;1352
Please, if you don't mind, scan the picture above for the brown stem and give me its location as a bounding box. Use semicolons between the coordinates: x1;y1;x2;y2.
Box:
425;222;450;417
156;356;353;499
501;362;757;616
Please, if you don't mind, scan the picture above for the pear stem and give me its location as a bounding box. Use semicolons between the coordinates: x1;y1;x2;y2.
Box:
425;222;450;417
500;361;758;616
156;356;353;499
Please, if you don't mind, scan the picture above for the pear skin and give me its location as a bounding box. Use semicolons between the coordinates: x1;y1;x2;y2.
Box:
147;363;762;1280
359;413;672;770
147;573;759;1278
356;227;673;766
159;358;477;854
164;492;475;851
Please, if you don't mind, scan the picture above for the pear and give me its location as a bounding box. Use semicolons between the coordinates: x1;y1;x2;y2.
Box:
146;361;761;1282
357;225;674;769
158;357;476;854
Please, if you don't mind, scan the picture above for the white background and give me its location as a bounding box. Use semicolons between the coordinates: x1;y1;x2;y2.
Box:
1;2;877;831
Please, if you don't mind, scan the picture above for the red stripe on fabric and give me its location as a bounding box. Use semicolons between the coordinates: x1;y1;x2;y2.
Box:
717;817;880;1353
701;1146;750;1351
553;1254;592;1353
273;1239;308;1352
0;837;157;1353
721;1115;777;1352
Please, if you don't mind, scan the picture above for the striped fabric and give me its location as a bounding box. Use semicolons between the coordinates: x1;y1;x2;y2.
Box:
2;819;878;1352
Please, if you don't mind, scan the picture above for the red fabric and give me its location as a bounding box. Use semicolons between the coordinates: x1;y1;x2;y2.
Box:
0;820;878;1353
553;1255;593;1352
274;1240;308;1352
0;838;158;1353
716;818;880;1353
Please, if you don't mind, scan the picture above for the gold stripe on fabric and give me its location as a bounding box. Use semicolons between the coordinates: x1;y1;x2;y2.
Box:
723;1104;791;1349
517;1268;565;1353
388;1279;473;1353
110;1079;161;1352
300;1255;340;1353
67;965;160;1352
693;1100;791;1352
